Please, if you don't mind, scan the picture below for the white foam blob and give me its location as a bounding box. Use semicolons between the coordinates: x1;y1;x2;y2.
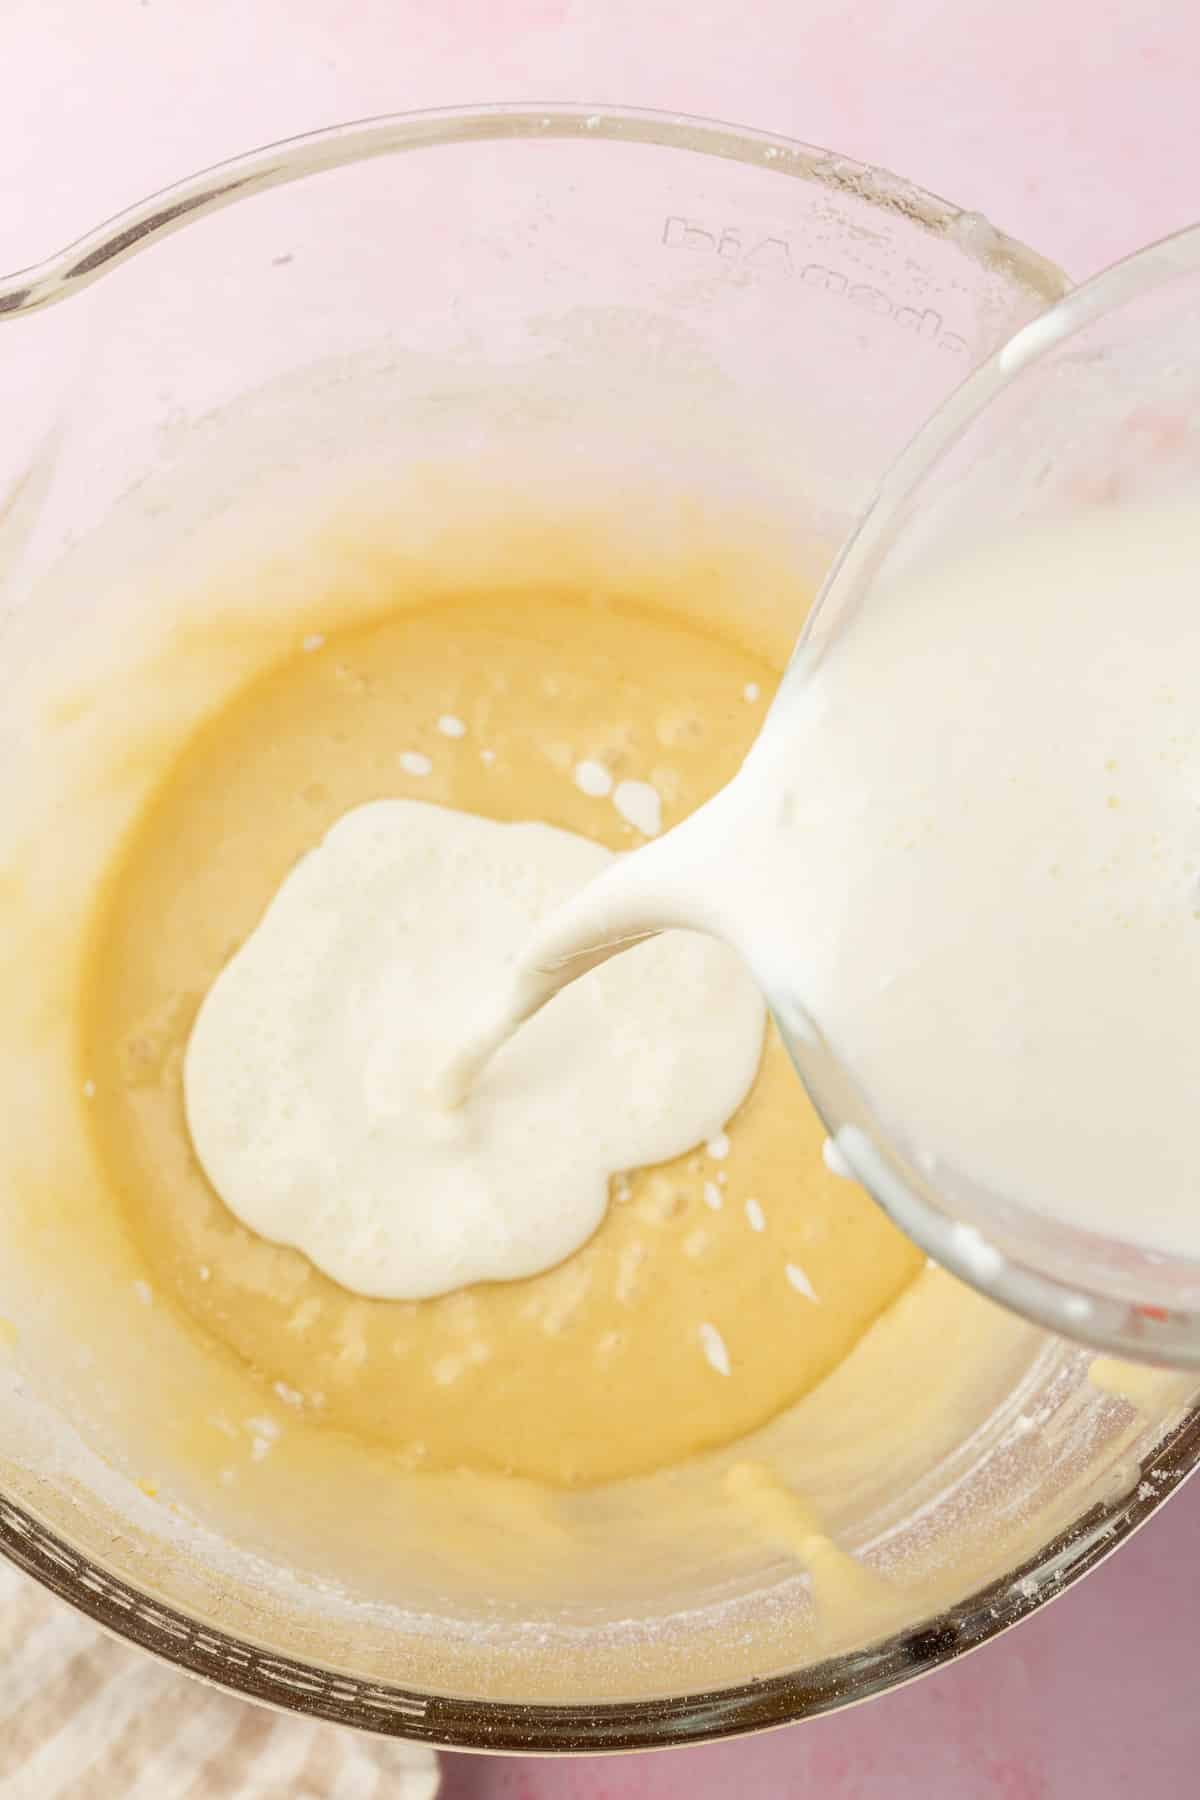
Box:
698;1322;732;1376
786;1261;819;1302
822;1136;853;1179
185;799;765;1300
613;779;662;836
573;759;613;797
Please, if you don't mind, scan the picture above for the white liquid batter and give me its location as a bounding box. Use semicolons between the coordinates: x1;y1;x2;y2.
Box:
185;799;765;1298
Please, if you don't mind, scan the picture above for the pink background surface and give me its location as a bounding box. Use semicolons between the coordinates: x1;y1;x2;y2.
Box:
3;3;1199;1794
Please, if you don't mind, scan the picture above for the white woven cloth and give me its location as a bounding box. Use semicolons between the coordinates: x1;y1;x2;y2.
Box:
0;1563;441;1800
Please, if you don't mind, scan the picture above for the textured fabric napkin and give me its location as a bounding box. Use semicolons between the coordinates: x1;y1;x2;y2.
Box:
0;1562;441;1799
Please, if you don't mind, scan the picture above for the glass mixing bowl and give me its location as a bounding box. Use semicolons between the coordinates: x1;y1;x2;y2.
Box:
782;222;1200;1371
0;104;1194;1753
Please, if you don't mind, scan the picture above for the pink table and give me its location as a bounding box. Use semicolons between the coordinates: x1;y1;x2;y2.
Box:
3;3;1199;1794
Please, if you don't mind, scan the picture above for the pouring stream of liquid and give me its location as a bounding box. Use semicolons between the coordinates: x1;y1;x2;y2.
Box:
429;796;741;1109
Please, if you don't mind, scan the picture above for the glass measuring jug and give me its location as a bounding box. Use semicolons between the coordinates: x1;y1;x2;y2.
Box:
766;222;1200;1370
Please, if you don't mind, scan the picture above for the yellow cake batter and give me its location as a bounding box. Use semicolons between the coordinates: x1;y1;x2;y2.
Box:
80;583;922;1488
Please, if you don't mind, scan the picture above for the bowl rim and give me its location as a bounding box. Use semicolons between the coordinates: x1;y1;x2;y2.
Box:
0;98;1069;318
0;1403;1194;1752
2;101;1161;1755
